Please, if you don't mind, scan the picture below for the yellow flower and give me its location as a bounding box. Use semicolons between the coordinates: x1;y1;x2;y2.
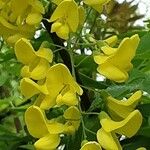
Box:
49;0;80;39
80;141;102;150
15;38;53;80
94;34;140;83
25;105;66;136
106;90;142;120
84;0;111;13
63;106;81;133
97;128;122;150
25;106;63;149
0;0;44;45
20;63;83;109
99;110;142;138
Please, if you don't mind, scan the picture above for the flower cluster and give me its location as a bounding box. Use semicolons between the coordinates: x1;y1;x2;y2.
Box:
0;0;44;45
49;0;85;39
94;34;140;83
14;38;83;149
81;91;143;150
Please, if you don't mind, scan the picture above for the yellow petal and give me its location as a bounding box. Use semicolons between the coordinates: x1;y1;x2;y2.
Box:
52;0;63;5
64;106;80;132
47;122;65;134
56;23;69;40
66;0;79;32
46;63;83;97
136;147;147;150
51;21;62;33
25;106;48;138
101;46;117;55
97;128;122;150
40;95;56;110
34;134;60;150
11;0;28;16
56;92;78;106
30;59;50;80
84;0;106;5
80;141;102;150
64;106;80;120
26;13;42;25
91;4;103;13
28;0;45;14
15;38;36;65
110;34;140;71
20;78;48;98
49;0;70;22
97;62;128;83
94;55;108;64
104;35;118;47
21;66;31;78
107;90;142;119
78;6;85;25
36;48;53;62
7;34;24;45
99;110;143;138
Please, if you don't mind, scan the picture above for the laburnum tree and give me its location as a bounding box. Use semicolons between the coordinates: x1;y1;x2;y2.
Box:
0;0;150;150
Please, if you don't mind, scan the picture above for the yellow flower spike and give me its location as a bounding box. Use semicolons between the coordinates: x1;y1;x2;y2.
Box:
107;90;142;119
97;128;122;150
94;34;140;83
20;78;48;99
80;141;102;150
84;0;111;13
99;110;143;138
63;106;81;133
34;134;60;150
25;106;49;138
49;0;79;39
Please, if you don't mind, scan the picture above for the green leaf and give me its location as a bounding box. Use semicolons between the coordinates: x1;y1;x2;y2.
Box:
122;136;150;150
79;72;107;90
137;32;150;54
138;104;150;117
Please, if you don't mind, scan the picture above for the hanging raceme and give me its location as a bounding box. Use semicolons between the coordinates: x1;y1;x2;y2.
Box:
0;0;147;149
0;0;45;45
